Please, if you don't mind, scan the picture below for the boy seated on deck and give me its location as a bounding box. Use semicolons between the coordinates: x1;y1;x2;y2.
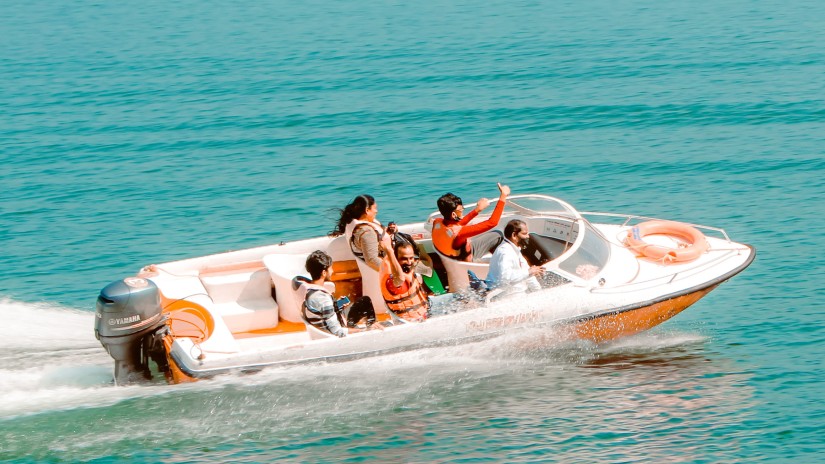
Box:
292;250;385;337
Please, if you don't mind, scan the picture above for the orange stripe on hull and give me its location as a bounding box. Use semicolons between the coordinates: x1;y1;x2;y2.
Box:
161;299;214;384
161;287;719;384
162;336;198;384
570;285;718;343
233;320;306;339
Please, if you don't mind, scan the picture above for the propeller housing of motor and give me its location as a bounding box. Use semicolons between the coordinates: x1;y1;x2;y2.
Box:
94;277;169;384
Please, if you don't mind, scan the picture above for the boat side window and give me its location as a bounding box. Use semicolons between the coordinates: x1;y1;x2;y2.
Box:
558;222;610;279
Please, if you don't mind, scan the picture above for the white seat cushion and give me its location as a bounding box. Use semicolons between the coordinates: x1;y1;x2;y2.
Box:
199;268;278;332
434;248;490;293
264;253;311;323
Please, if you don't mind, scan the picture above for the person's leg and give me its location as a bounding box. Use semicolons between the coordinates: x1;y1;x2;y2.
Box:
470;230;504;262
346;296;376;327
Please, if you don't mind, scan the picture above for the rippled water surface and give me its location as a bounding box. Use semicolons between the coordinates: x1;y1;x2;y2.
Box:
1;0;823;462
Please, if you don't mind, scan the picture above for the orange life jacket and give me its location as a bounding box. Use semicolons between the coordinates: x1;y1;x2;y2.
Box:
380;269;429;321
432;218;471;260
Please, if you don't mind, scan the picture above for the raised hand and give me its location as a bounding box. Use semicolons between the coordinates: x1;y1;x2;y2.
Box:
475;197;490;212
497;183;511;198
379;237;394;255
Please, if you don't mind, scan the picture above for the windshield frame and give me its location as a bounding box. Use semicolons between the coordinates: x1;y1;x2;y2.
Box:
425;194;612;284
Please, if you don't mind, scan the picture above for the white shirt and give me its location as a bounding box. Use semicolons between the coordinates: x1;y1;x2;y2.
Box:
487;239;541;294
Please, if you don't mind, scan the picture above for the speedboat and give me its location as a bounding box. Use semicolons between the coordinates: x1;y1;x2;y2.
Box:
94;195;754;385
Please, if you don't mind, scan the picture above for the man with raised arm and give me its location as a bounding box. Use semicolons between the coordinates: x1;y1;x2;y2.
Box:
380;241;456;321
432;183;510;262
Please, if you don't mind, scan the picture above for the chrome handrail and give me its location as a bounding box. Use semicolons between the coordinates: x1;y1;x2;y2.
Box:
581;211;732;243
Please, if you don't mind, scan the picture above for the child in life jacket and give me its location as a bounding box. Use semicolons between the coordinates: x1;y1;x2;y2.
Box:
294;250;385;336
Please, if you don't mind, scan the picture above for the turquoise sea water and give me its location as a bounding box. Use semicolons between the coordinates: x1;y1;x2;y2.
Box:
1;0;823;461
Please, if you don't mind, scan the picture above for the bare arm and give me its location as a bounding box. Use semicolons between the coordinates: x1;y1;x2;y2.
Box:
381;240;406;288
453;183;510;248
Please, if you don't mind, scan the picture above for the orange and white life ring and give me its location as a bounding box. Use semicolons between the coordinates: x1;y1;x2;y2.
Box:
626;220;708;263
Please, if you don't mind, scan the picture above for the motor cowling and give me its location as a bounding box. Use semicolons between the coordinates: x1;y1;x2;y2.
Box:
95;277;169;385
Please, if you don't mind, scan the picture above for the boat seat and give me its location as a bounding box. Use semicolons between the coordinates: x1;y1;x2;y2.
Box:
264;253;346;339
353;258;391;315
263;253;311;324
151;273;211;303
199;267;278;333
302;314;338;340
522;233;565;266
433;248;490;293
326;235;355;261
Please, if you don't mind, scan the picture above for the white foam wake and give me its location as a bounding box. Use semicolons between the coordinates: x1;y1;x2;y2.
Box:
0;297;123;418
0;297;98;350
0;296;707;420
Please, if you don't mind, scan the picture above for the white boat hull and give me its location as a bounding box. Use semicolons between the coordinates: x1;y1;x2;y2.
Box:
94;195;754;384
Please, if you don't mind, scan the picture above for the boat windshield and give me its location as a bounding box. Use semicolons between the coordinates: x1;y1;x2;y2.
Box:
504;195;577;218
557;219;611;280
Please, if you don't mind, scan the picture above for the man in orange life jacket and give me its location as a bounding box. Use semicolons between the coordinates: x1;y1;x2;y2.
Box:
432;183;510;262
386;221;435;278
380;240;455;321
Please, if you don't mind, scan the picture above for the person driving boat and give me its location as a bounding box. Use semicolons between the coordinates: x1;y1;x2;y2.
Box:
487;219;545;295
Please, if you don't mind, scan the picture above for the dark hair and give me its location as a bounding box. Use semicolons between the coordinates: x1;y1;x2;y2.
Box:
305;250;333;280
504;219;527;241
330;194;375;237
394;241;415;258
437;193;462;219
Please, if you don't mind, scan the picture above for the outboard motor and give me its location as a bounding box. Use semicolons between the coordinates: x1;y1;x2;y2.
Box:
94;277;170;385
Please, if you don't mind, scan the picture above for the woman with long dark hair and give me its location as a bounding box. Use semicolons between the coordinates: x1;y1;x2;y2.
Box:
331;194;389;272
